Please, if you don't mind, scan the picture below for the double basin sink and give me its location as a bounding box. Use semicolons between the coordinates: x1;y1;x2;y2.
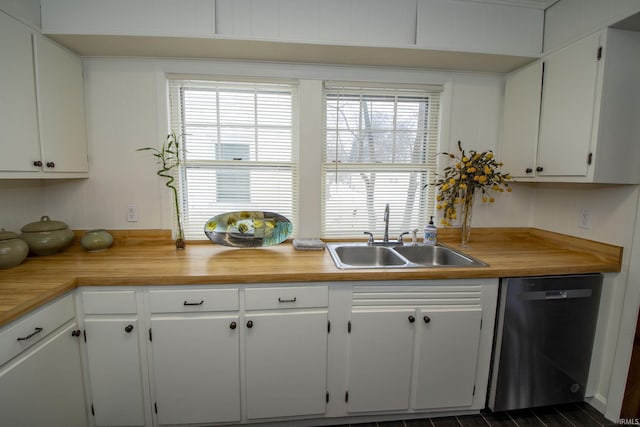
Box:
327;243;488;269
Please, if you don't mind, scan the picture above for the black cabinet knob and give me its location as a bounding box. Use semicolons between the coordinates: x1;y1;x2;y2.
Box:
71;329;82;337
230;322;237;330
246;320;254;328
408;315;416;323
46;162;55;168
525;168;533;174
423;315;431;324
536;166;544;172
33;160;42;167
124;324;134;333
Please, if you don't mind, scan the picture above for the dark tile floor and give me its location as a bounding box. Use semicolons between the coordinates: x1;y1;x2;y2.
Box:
323;402;617;427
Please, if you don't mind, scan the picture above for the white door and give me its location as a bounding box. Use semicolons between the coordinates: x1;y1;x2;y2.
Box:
346;308;415;413
501;60;543;179
0;12;41;172
245;310;328;419
33;34;88;173
0;323;87;427
414;308;482;409
537;32;600;177
150;315;241;425
84;318;146;427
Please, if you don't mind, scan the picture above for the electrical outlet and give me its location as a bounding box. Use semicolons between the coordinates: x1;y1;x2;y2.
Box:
579;208;591;229
127;205;138;222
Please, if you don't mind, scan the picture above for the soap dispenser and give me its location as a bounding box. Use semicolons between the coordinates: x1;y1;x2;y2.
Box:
423;216;437;246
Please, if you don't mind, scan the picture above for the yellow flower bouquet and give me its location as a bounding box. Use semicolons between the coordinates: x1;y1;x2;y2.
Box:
435;140;512;246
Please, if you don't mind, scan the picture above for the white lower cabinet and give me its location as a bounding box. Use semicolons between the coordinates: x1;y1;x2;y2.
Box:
84;318;147;426
346;281;496;416
80;289;148;427
71;280;496;426
0;293;86;427
244;310;329;419
0;323;87;427
243;285;330;420
150;314;241;425
347;308;415;413
413;308;482;409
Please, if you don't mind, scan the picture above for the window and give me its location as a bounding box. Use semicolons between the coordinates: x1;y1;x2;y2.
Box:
168;79;298;240
322;83;441;238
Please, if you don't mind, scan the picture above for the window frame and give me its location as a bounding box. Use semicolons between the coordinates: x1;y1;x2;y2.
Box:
168;77;299;240
321;83;442;239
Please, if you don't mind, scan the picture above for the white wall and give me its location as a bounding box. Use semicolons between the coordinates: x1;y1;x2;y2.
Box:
0;57;534;237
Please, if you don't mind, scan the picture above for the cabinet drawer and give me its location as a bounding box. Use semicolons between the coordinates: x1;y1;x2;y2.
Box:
149;288;239;313
245;286;329;310
0;293;75;366
82;290;137;314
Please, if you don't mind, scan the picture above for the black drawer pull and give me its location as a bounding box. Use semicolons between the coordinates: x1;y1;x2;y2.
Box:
278;297;297;303
423;315;431;324
184;300;204;306
17;327;43;341
246;320;254;328
230;322;237;330
124;324;134;333
408;315;416;323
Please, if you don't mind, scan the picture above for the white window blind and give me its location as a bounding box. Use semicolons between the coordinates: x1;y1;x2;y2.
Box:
168;79;298;240
322;83;441;238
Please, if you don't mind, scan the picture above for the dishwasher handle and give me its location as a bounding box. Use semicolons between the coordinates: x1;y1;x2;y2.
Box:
521;288;593;300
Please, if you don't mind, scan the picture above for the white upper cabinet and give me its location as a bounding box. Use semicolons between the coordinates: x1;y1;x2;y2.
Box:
416;0;543;56
0;12;88;178
0;11;41;173
34;34;88;174
217;0;416;46
40;0;543;72
500;60;543;179
500;29;640;183
41;0;216;37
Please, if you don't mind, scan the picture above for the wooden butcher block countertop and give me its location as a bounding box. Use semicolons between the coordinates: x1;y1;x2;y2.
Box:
0;228;623;328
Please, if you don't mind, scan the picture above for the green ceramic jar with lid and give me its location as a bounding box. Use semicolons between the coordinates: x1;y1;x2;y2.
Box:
20;216;74;256
0;228;29;269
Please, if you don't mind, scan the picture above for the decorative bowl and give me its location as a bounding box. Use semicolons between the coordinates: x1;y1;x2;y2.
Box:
80;229;114;252
204;211;292;247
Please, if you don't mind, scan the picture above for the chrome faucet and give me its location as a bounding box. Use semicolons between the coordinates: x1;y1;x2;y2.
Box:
383;203;390;244
363;203;409;246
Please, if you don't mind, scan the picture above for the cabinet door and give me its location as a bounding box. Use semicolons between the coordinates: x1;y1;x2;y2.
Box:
537;33;600;177
0;12;40;172
150;315;241;425
34;34;88;173
346;308;415;413
245;310;328;419
414;308;482;409
0;323;87;427
500;60;543;179
84;318;146;427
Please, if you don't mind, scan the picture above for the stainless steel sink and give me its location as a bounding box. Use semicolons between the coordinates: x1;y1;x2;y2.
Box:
332;245;406;267
327;243;488;269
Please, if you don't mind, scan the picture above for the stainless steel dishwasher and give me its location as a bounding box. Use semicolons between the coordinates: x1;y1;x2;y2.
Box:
488;274;603;412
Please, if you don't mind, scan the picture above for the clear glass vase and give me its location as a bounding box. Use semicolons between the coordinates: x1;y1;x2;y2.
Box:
460;190;475;247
